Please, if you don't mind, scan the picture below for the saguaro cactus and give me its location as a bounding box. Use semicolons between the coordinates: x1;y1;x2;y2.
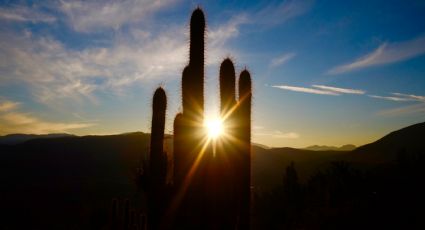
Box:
220;58;237;116
238;69;252;229
148;87;167;230
184;8;205;121
149;87;167;186
143;8;252;229
217;60;253;229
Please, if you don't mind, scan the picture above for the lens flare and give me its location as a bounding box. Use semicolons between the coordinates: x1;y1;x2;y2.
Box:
205;118;224;139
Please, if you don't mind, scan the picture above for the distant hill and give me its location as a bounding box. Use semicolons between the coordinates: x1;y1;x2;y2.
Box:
0;132;151;229
252;146;345;191
348;122;425;163
0;133;74;145
252;121;425;190
303;144;356;151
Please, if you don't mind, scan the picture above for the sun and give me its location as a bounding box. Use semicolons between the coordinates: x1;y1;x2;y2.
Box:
205;118;224;139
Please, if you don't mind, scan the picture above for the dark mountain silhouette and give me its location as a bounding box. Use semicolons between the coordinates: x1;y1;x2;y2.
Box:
0;122;424;228
252;146;344;190
254;122;425;230
351;122;425;162
303;144;356;151
0;132;151;229
0;133;74;145
254;121;425;190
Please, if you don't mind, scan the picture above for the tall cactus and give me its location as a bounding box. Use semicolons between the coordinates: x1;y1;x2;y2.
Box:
172;113;184;187
143;8;252;229
172;7;207;228
149;87;167;187
184;7;205;121
220;58;237;117
217;60;253;229
238;69;252;229
148;87;167;230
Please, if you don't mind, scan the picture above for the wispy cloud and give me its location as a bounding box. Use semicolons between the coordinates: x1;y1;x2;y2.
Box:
0;1;300;107
253;125;264;130
208;14;248;46
1;33;108;104
270;53;296;67
255;130;300;139
0;101;20;112
0;5;55;23
392;93;425;102
0;112;94;134
207;14;248;63
368;95;412;102
255;0;313;26
328;35;425;74
272;131;300;139
377;103;425;116
273;85;339;95
0;100;94;135
59;0;176;32
0;11;244;105
370;92;425;116
369;93;425;102
272;84;367;96
312;85;365;94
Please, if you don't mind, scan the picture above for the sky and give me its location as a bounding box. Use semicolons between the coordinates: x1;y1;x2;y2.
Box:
0;0;425;148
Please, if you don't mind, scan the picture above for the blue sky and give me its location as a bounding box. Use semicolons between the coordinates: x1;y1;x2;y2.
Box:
1;0;425;148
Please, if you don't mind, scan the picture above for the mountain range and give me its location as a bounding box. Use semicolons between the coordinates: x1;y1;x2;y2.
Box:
0;122;424;228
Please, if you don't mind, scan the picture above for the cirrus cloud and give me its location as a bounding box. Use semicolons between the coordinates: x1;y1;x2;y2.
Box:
312;85;365;95
0;10;247;106
270;52;296;67
255;130;300;139
272;84;365;96
0;4;55;23
328;34;425;74
369;92;425;102
272;85;340;95
59;0;177;32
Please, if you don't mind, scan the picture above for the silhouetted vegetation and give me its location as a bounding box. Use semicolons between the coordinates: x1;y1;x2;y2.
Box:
253;152;425;229
110;198;146;230
140;8;252;229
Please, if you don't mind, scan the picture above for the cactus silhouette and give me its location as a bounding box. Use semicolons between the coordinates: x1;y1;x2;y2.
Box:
149;87;167;188
220;58;237;116
143;8;252;229
147;87;168;230
237;69;252;229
